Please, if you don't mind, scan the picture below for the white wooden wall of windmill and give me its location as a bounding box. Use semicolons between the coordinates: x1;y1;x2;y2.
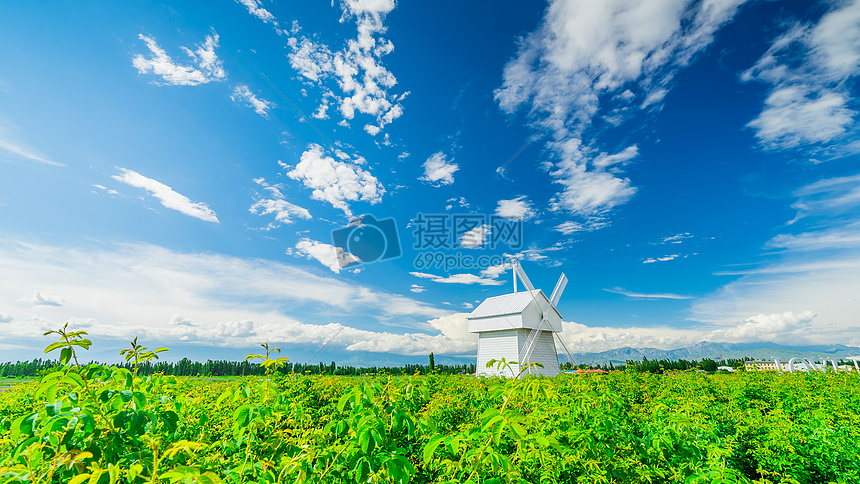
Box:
467;260;568;377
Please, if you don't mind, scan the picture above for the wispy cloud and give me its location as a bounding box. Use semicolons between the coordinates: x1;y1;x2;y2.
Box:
232;85;274;118
235;0;277;25
249;177;311;228
112;168;219;223
250;199;312;226
603;287;692;300
741;0;860;151
643;254;679;264
0;119;64;166
790;173;860;223
132;31;226;86
420;152;459;186
766;222;860;251
410;271;505;286
662;232;692;244
31;290;65;306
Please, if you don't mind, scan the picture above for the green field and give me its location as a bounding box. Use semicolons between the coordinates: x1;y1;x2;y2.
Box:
1;362;859;484
0;379;32;393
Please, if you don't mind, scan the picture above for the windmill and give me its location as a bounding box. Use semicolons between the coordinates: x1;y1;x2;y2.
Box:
467;260;569;377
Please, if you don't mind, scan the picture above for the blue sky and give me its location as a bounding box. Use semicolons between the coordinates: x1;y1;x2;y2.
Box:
1;0;859;364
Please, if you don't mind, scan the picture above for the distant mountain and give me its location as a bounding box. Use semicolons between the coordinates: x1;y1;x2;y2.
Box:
564;342;860;366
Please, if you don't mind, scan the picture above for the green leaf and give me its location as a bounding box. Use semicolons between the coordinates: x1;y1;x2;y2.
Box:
353;457;370;483
60;372;85;388
510;421;527;440
44;342;67;354
44;400;63;417
492;418;505;446
60;347;72;366
216;390;232;405
359;428;375;454
35;382;57;401
234;405;252;428
198;472;223;484
482;414;504;432
423;435;444;463
67;474;91;484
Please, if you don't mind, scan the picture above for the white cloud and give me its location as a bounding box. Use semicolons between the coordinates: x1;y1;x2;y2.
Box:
462;302;474;309
662;232;692;244
712;310;816;342
236;0;277;25
0;240;454;356
559;320;703;353
603;287;692;300
410;284;425;293
553;221;585;235
766;222;860;251
249;177;312;227
112;168;219;223
170;314;194;326
420;152;458;186
285;144;384;217
742;0;860;150
250;199;312;225
323;312;477;356
458;225;490;248
553;218;610;235
31;291;64;306
496;0;747;222
292;238;359;274
560;310;822;353
285;0;405;135
643;254;679;264
410;271;505;286
93;184;119;196
445;196;469;211
495;196;534;220
746;88;854;149
287;38;334;82
548;140;638;216
0;313;12;323
232;85;274;118
480;263;510;279
132;32;226;86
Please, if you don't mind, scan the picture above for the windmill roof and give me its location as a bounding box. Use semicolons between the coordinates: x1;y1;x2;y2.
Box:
468;290;562;319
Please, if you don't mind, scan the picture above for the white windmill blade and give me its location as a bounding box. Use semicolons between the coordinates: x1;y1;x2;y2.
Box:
513;260;536;293
549;273;567;307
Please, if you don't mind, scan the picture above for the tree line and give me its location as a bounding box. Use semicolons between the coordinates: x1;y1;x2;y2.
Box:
562;357;748;373
10;355;853;378
0;358;477;378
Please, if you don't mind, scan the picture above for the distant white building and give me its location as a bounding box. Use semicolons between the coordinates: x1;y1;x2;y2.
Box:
717;366;734;372
468;261;566;378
